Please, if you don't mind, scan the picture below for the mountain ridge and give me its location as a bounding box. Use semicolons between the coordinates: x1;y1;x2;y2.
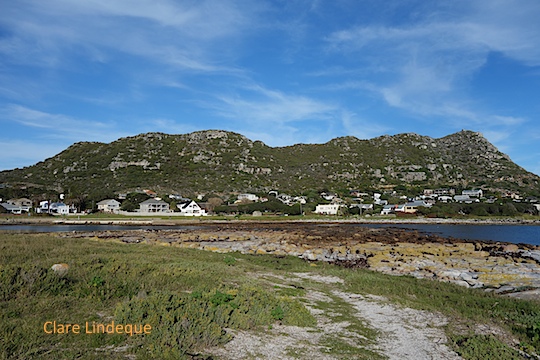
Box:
1;129;538;200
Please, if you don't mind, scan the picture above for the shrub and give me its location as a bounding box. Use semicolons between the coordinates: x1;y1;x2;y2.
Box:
114;286;315;358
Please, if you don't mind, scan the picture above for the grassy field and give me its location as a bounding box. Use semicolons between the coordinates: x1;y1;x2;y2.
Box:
1;232;540;359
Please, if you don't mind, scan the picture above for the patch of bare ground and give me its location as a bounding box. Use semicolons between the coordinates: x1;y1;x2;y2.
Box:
207;272;463;360
333;291;462;360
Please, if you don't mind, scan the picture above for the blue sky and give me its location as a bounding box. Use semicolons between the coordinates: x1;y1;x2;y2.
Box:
1;0;540;175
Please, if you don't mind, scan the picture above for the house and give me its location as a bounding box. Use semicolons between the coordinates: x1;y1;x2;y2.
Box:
437;195;453;203
373;193;388;206
0;202;26;214
49;202;70;215
277;193;292;204
395;201;431;214
8;198;32;208
454;195;479;203
97;199;121;213
381;205;396;215
424;188;455;196
237;193;259;202
36;201;50;214
320;192;337;201
277;194;306;205
314;204;345;215
351;203;374;211
139;199;170;213
350;190;369;198
462;189;483;198
177;200;207;216
6;198;32;213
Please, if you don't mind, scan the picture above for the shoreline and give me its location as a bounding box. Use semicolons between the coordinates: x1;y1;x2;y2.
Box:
1;215;540;226
59;223;540;293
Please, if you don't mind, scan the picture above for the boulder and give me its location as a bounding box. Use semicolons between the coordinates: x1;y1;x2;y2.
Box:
51;263;69;277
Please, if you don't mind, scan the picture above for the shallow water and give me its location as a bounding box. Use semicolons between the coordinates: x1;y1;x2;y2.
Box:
0;223;539;245
354;223;540;245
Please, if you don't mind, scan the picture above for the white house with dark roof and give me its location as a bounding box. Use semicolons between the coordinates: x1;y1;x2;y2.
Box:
177;200;207;216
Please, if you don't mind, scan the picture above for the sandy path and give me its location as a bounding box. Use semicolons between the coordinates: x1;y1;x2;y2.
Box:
333;291;462;360
208;273;462;359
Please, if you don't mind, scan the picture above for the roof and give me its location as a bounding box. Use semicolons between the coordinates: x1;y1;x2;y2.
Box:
1;203;19;211
177;200;197;209
50;202;68;207
405;201;430;207
140;198;168;205
9;198;32;203
97;199;120;205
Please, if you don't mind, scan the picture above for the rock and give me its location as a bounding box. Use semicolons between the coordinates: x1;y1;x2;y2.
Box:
460;272;479;282
439;270;462;279
452;280;471;288
301;251;317;261
520;250;540;264
494;285;515;294
51;263;69;277
503;244;519;253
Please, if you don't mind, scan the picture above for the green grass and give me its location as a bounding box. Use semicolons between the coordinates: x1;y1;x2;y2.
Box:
0;233;315;359
1;232;540;359
451;334;524;360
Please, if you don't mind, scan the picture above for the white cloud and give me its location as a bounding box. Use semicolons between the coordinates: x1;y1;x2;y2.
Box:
213;84;337;125
340;110;390;140
141;118;200;135
325;1;540;125
0;0;260;72
0;104;123;142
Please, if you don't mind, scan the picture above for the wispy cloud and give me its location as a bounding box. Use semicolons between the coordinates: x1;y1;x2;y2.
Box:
213;84;337;126
325;1;540;126
0;0;260;72
0;104;122;141
340;110;390;140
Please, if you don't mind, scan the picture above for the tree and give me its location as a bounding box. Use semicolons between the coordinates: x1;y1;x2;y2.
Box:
501;203;518;216
206;197;224;213
121;192;151;211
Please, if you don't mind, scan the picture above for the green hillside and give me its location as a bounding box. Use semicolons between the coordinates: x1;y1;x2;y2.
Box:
1;130;539;201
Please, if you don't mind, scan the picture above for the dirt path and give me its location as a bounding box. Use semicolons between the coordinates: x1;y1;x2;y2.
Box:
333;290;461;360
208;273;462;359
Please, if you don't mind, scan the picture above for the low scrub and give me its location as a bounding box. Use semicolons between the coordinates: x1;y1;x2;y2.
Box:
1;232;539;359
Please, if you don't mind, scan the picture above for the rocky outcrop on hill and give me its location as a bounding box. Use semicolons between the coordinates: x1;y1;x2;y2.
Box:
1;129;539;197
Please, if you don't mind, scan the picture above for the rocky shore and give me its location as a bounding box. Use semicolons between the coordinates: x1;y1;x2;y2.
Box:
60;222;540;298
2;214;540;226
